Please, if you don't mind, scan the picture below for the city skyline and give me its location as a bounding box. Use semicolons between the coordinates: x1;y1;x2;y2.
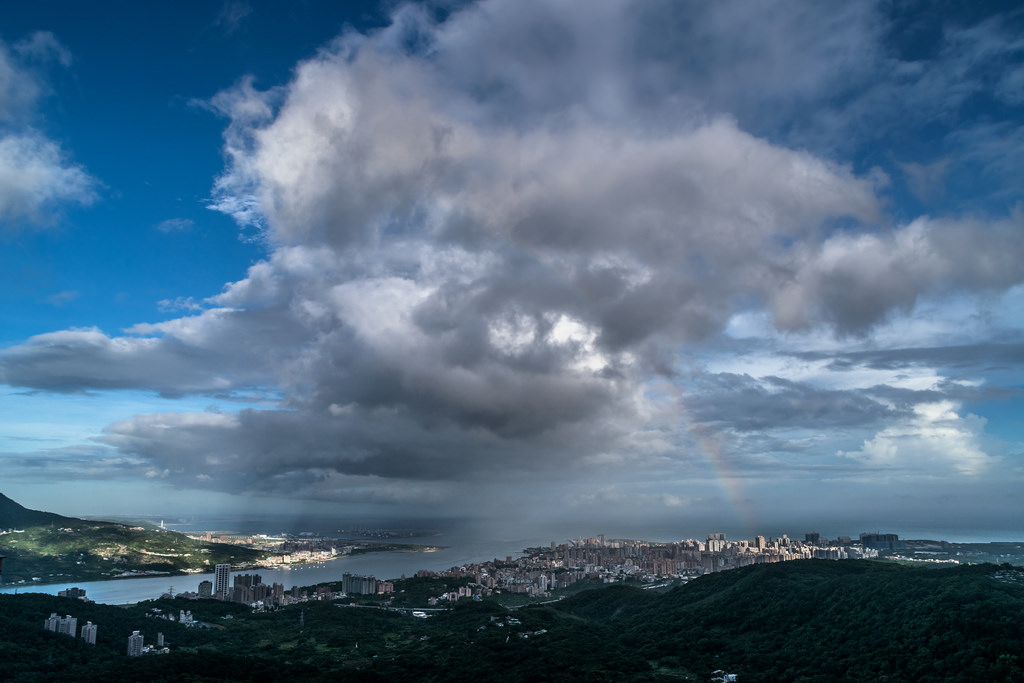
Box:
1;1;1023;538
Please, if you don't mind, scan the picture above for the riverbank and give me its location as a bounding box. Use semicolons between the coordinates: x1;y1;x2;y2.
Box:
0;533;548;604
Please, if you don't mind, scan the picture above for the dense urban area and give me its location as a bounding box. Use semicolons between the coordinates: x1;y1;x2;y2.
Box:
5;525;1024;681
22;530;976;654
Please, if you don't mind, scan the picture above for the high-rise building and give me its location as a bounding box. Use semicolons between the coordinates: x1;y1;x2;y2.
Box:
157;632;164;647
127;630;144;657
80;622;97;645
342;573;378;595
707;533;726;553
859;532;902;550
198;579;213;598
58;615;77;636
214;564;231;599
44;613;59;632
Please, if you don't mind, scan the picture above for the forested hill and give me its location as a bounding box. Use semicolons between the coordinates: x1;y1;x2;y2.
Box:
0;493;78;529
1;559;1021;681
554;559;1024;681
0;493;261;584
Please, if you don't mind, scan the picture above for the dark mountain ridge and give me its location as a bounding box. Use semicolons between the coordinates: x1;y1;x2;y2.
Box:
0;492;79;529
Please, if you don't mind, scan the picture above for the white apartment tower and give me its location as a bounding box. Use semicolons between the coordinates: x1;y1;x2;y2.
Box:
57;615;77;636
44;613;59;632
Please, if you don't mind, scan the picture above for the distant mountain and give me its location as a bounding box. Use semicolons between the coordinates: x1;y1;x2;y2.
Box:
0;492;263;584
0;492;79;529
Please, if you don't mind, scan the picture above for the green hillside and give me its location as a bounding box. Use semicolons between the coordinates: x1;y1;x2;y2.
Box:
1;559;1022;681
556;559;1024;681
0;494;262;584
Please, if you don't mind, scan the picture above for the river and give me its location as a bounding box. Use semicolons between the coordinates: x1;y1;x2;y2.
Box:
0;532;550;604
4;521;1011;604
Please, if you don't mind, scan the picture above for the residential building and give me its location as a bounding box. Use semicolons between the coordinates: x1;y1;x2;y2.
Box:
58;615;77;636
44;613;59;632
214;563;231;599
127;631;144;657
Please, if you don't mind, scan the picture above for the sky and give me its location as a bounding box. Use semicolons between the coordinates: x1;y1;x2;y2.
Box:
1;0;1023;541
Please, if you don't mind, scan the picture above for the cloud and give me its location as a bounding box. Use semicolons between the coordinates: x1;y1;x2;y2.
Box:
157;297;204;313
0;443;150;481
155;218;195;233
12;31;72;68
0;133;96;225
0;318;279;397
3;1;1024;519
0;32;70;122
899;158;950;203
996;63;1024;105
95;406;631;504
46;290;78;307
213;1;253;35
0;33;97;228
767;212;1024;333
682;372;901;434
838;402;993;477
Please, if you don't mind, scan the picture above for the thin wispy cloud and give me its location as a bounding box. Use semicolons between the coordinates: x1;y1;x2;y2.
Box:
213;1;252;35
46;290;78;307
155;218;195;233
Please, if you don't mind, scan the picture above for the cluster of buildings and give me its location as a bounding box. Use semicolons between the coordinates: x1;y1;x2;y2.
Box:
146;607;196;627
42;585;177;656
341;572;394;596
210;565;308;607
126;630;169;656
43;610;168;655
415;532;884;599
194;564;394;608
43;612;97;644
186;532;351;566
56;587;90;601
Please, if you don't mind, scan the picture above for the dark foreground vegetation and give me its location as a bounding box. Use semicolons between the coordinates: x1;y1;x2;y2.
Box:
2;559;1023;681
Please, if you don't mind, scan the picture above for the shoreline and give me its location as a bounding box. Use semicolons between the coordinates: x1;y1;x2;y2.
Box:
0;543;447;590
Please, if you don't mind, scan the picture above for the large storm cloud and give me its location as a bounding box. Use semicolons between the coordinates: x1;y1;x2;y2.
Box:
2;0;1023;525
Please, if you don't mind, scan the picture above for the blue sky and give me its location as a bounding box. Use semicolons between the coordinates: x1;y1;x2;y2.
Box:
1;0;1023;540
